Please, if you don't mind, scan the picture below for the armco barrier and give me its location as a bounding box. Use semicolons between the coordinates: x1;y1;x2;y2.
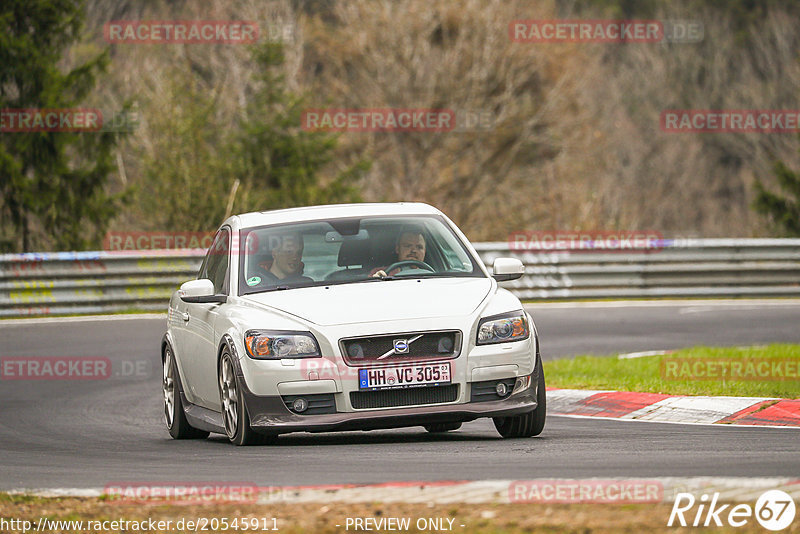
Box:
0;249;203;317
477;238;800;300
0;239;799;317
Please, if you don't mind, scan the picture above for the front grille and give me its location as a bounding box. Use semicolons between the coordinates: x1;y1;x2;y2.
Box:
470;379;516;402
341;331;461;365
350;385;459;409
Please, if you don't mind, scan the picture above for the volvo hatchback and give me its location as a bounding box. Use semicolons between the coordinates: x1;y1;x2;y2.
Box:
163;203;545;445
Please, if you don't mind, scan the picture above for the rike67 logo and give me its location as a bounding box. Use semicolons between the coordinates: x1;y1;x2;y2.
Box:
668;490;796;531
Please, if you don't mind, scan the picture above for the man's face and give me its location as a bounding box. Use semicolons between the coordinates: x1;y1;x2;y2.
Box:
272;235;303;276
396;232;426;262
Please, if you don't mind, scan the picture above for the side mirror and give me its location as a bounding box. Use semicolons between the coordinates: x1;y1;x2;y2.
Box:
179;279;227;304
492;258;525;282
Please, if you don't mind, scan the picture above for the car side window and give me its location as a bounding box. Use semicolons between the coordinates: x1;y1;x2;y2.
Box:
199;228;230;295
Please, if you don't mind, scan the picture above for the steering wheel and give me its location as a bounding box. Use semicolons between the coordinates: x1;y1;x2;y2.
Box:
383;260;435;276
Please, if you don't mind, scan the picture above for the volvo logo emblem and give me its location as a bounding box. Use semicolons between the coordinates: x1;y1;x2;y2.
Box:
393;339;409;354
378;334;423;360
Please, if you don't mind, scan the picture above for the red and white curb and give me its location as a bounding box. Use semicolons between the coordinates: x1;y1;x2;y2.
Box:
547;388;800;427
11;478;800;504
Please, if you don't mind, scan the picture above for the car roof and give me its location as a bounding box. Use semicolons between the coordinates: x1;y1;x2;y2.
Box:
233;202;444;229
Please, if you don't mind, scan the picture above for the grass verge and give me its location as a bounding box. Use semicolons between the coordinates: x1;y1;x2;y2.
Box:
544;344;800;398
0;496;776;533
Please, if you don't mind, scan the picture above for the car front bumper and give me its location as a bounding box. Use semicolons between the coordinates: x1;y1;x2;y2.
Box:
230;317;541;435
240;376;539;435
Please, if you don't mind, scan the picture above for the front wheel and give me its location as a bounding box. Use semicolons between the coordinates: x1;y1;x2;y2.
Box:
163;347;209;440
493;365;546;438
219;350;272;446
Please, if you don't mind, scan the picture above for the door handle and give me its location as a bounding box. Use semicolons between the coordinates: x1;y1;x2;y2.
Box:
181;312;190;322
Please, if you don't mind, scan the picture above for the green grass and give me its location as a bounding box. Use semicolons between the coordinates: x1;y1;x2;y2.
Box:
0;493;41;504
544;344;800;398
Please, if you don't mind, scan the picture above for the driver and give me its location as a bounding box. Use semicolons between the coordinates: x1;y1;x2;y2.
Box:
371;227;428;278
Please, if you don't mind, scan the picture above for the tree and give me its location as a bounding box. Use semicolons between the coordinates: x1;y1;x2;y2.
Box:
754;161;800;236
134;41;367;233
134;73;237;232
0;0;124;252
233;42;367;213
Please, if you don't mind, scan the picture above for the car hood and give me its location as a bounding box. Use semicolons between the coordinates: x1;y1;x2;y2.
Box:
242;277;493;326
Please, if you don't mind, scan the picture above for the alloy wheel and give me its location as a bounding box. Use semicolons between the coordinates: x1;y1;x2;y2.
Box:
163;349;175;428
220;356;239;438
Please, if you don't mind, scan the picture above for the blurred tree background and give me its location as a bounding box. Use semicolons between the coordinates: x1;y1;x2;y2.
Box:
754;159;800;236
2;0;800;251
0;0;124;252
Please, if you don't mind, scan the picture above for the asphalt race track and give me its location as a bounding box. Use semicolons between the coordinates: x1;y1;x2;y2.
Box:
528;300;800;360
0;300;798;490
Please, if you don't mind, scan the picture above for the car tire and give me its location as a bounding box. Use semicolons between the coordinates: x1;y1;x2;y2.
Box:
163;346;209;440
493;363;547;439
219;349;273;446
424;422;463;433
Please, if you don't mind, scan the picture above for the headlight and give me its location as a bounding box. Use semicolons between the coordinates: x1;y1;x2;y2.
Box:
244;330;321;359
477;311;529;345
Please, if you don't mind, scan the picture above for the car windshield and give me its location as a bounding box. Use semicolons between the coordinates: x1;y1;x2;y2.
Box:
238;215;483;295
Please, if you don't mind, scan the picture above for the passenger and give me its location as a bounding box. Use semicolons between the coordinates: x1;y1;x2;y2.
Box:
251;232;313;286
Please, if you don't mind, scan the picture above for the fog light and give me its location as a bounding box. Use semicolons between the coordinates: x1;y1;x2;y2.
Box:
496;382;509;397
292;398;308;413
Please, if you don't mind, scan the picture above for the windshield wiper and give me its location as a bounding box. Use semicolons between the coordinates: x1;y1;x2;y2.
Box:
262;285;293;292
358;275;398;282
362;273;440;282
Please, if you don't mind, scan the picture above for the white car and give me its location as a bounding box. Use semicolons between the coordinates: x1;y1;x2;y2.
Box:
163;203;545;445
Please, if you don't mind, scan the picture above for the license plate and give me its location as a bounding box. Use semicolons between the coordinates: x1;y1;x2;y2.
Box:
358;362;451;390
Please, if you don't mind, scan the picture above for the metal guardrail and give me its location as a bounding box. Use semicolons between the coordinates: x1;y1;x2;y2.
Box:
476;238;800;300
0;250;203;317
1;239;799;317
